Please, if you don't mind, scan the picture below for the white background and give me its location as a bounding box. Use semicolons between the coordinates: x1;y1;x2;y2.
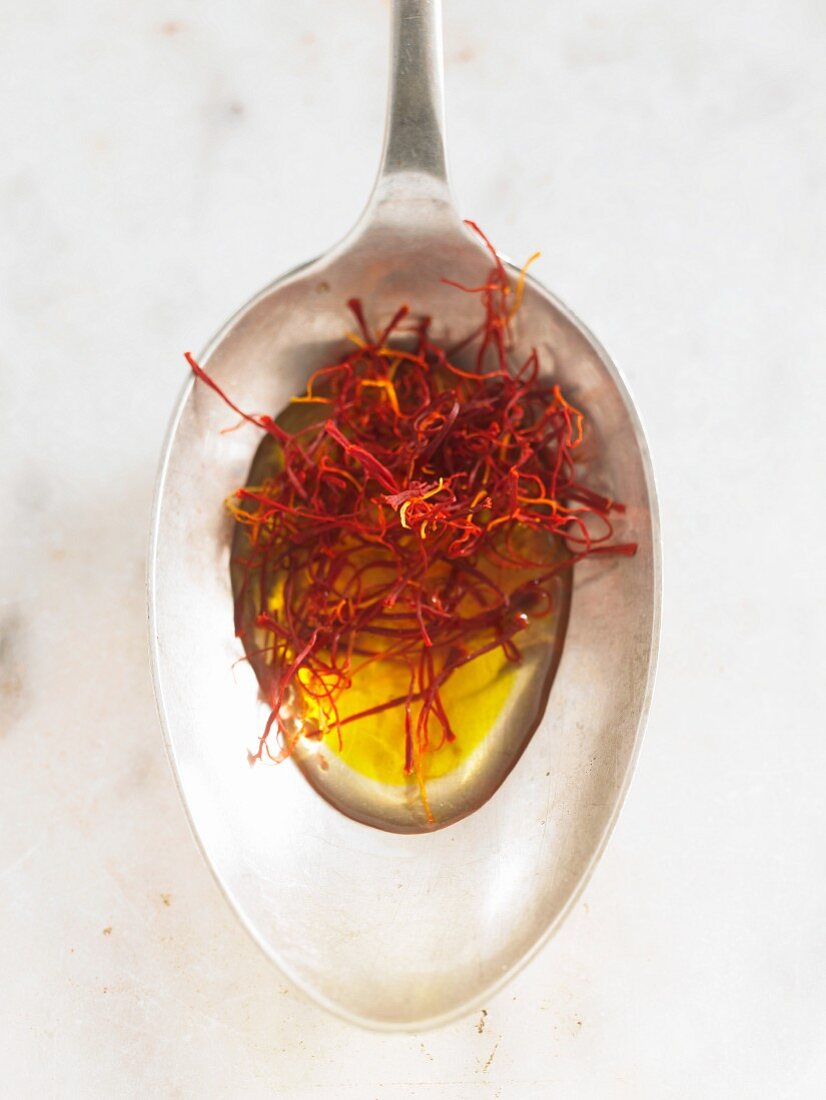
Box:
1;0;824;1095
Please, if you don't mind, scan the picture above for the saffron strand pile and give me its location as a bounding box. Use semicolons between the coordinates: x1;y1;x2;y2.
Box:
188;224;636;806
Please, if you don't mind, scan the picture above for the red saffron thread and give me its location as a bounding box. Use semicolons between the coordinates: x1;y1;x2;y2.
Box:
188;225;637;815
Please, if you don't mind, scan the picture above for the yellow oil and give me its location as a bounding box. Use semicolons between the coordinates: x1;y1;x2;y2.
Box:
323;636;517;785
267;527;559;787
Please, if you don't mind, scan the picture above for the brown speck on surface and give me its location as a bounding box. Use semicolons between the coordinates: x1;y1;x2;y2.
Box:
161;20;184;35
301;31;317;46
476;1008;488;1034
316;280;330;294
160;893;172;907
483;1038;500;1072
419;1042;433;1062
318;754;329;771
228;101;244;117
102;927;112;936
450;46;476;64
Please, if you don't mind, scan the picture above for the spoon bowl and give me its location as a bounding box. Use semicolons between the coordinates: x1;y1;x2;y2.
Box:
149;0;660;1027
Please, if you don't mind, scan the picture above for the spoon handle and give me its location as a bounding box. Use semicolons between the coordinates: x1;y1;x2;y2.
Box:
381;0;447;181
369;0;455;211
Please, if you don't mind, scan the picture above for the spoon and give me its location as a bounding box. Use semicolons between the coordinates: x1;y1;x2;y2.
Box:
149;0;660;1028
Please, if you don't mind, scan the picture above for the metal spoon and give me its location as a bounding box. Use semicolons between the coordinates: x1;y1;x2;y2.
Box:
149;0;660;1028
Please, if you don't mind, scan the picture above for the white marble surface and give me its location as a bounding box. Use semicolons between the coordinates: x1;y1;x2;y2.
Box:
1;0;824;1095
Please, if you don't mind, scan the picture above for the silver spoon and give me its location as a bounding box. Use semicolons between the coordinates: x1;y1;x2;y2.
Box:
150;0;660;1028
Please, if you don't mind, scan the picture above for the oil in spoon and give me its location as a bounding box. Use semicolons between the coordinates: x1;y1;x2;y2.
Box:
232;401;571;819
